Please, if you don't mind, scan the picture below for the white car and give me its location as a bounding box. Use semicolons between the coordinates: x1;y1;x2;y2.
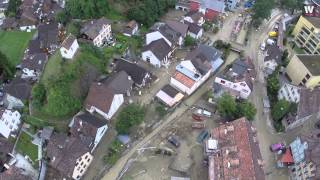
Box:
195;108;212;117
260;43;266;51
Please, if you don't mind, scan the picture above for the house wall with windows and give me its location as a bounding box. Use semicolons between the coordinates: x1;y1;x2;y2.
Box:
0;109;21;138
292;16;320;54
72;152;93;180
60;39;79;59
93;24;112;47
214;77;252;99
286;55;320;88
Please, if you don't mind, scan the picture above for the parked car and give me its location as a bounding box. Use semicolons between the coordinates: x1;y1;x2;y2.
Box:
270;143;285;152
197;130;209;143
194;108;212;117
168;136;180;147
192;122;205;129
192;114;204;121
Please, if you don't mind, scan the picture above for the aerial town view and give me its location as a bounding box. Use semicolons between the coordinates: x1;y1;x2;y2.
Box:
0;0;320;180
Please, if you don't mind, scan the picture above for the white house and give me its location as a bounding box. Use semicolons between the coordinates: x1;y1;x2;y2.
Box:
0;108;21;138
47;133;93;180
213;58;256;99
81;17;112;47
214;77;252;99
278;83;301;103
85;71;133;120
170;45;223;95
142;39;173;67
156;84;184;107
123;20;139;37
60;34;79;59
183;11;205;26
186;22;203;39
70;112;108;152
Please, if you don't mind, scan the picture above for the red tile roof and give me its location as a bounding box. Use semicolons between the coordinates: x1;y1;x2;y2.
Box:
173;71;195;88
209;117;265;180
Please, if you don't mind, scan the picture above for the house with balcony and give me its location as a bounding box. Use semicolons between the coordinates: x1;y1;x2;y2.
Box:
213;58;256;99
81;18;112;47
286;54;320;88
170;45;223;95
292;16;320;54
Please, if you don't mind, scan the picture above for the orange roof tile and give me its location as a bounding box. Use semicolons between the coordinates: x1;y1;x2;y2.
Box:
173;71;195;88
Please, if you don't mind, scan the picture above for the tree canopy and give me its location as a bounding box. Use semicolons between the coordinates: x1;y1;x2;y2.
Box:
127;0;176;27
116;104;145;134
252;0;275;27
266;69;280;103
280;0;303;14
5;0;21;17
0;51;14;81
271;100;290;121
65;0;110;19
217;93;257;121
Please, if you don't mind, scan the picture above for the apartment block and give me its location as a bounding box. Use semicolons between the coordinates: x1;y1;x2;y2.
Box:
292;16;320;54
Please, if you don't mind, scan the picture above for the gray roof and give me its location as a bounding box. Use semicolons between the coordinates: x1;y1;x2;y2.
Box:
61;34;76;50
161;84;180;98
40;127;54;140
165;20;188;37
265;44;282;64
26;39;42;55
297;55;320;76
4;77;32;100
187;22;202;34
142;39;171;61
21;53;48;72
46;133;91;178
186;44;222;75
304;16;320;29
297;88;320;119
101;71;133;94
232;59;249;75
74;112;106;128
81;18;111;40
38;23;59;49
114;59;149;86
150;23;181;45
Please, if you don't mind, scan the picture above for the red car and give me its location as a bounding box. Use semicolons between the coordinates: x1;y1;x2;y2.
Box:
192;114;204;121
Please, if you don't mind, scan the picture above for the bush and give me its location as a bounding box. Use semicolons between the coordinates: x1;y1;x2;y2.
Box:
103;140;123;165
115;104;145;134
212;26;219;34
156;104;167;118
271;100;290;122
266;69;280;104
66;21;81;37
184;35;197;47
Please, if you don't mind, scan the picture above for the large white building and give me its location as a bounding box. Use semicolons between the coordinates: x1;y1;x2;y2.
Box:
81;18;112;47
0;109;21;138
170;45;223;95
278;83;301;103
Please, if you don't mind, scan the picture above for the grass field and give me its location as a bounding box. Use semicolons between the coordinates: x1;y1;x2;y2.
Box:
0;31;34;66
40;52;63;85
16;132;38;163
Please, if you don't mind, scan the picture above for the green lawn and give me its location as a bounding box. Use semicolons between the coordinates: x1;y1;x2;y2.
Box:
16;132;38;163
40;52;63;85
0;31;34;66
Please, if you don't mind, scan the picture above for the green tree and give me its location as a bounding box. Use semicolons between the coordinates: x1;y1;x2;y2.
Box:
115;104;145;134
67;21;81;37
280;0;303;14
271;100;290;121
31;83;46;110
5;0;21;17
184;35;197;47
55;11;69;24
266;70;280;103
0;51;14;80
65;0;110;19
217;93;237;120
237;101;257;121
252;0;275;27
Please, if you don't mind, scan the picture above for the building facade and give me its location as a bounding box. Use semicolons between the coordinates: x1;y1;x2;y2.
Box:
278;83;301;103
292;16;320;54
286;54;320;88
